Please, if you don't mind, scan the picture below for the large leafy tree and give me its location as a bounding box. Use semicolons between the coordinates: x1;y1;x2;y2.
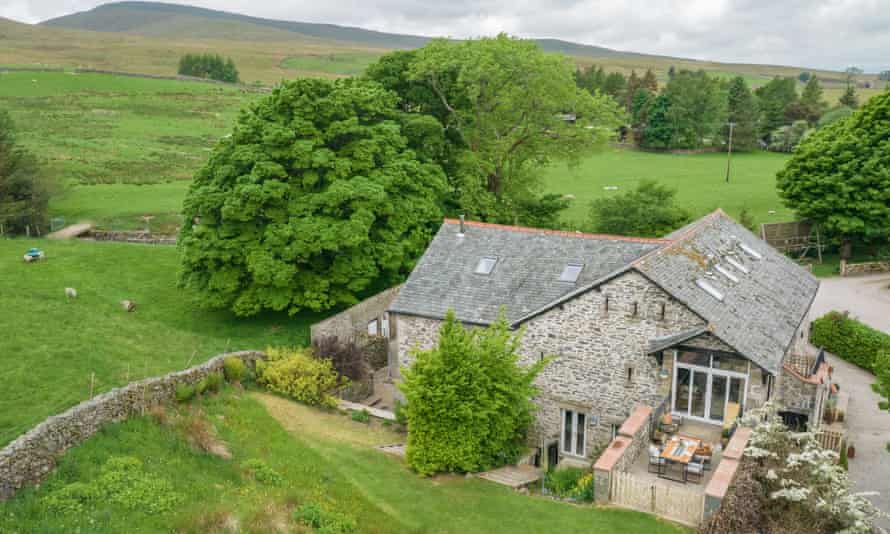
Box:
755;77;798;138
178;78;448;316
369;35;624;225
723;76;759;152
663;69;726;149
399;311;544;475
777;90;890;258
584;179;691;237
0;111;47;235
640;93;674;149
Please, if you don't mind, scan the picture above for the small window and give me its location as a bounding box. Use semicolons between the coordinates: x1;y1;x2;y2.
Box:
630;301;638;317
475;256;498;275
381;312;389;338
604;296;610;313
626;365;634;382
559;263;583;283
739;242;763;260
367;319;379;336
610;423;620;441
659;302;666;321
562;409;587;457
696;278;724;301
714;264;739;283
725;256;750;274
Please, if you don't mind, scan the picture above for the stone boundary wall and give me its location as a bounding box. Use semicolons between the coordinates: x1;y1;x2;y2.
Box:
83;230;177;245
840;259;890;277
0;350;264;501
592;404;653;502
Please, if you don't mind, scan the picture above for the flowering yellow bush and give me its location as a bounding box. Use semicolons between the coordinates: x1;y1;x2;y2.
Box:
257;347;342;407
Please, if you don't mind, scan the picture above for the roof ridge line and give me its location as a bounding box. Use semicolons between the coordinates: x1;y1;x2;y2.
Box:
442;218;673;245
631;209;725;267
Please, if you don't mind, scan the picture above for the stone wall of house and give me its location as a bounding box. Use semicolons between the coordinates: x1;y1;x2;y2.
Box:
778;366;819;417
311;285;402;344
592;405;653;503
394;270;708;462
0;351;264;501
518;270;705;454
682;332;735;353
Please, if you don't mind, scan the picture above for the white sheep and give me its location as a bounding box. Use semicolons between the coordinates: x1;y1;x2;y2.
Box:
65;287;77;299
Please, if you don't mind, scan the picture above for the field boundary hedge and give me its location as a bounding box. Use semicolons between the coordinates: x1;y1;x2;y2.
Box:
810;311;890;372
0;350;264;501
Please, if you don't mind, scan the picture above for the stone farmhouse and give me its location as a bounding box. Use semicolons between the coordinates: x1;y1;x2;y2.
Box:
315;209;829;469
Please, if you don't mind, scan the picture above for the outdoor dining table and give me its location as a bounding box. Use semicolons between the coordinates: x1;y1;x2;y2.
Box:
659;435;702;483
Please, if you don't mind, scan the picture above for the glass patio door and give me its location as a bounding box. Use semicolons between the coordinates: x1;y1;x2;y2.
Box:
673;353;748;424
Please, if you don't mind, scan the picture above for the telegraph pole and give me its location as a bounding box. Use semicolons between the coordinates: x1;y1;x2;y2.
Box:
725;122;736;183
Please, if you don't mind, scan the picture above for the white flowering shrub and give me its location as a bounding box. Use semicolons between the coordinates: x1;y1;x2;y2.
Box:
741;403;886;534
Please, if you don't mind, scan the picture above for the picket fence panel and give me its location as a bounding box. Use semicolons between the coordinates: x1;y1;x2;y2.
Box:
610;470;704;527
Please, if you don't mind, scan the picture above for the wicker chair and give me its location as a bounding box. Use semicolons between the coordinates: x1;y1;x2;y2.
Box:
648;445;666;474
686;460;704;483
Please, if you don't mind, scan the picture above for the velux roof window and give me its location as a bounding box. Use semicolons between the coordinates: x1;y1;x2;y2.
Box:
696;278;725;302
738;242;763;260
560;263;584;283
725;256;750;274
714;264;739;283
475;256;498;275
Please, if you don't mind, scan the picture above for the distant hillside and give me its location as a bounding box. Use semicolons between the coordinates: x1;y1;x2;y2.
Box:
42;1;628;58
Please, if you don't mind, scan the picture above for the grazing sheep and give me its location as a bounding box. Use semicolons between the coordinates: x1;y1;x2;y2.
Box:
65;287;77;299
121;300;136;312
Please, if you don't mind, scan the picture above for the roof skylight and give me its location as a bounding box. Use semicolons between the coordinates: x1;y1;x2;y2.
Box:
725;256;750;274
475;256;498;275
560;263;584;283
714;264;739;283
696;278;725;302
738;242;763;260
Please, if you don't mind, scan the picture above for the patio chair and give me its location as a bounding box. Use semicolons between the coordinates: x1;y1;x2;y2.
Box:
693;454;712;471
685;460;704;484
659;413;679;434
647;445;666;475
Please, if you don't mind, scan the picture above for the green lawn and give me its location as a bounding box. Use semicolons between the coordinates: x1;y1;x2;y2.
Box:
0;70;253;186
543;148;792;227
0;389;687;533
0;238;318;446
281;52;380;77
49;181;191;232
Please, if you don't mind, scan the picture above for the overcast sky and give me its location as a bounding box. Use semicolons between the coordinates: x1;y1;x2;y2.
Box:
3;0;888;72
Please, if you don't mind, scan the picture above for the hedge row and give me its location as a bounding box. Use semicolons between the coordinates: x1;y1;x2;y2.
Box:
810;311;890;372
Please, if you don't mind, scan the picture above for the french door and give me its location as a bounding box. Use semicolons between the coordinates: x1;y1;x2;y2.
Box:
672;362;746;424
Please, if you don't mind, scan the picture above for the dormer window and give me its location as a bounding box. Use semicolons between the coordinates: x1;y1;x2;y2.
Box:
475;256;498;275
559;263;583;283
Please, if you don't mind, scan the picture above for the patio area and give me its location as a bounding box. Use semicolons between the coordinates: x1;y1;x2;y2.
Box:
627;419;724;492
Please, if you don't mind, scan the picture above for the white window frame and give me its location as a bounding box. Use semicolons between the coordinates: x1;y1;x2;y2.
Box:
670;349;749;426
367;319;379;336
560;408;587;457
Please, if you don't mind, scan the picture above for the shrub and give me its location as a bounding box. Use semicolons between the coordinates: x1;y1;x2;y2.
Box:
294;502;357;534
839;441;849;471
204;372;223;393
811;311;890;371
312;336;366;381
544;467;586;498
572;472;595;502
196;377;210;395
175;383;197;403
350;409;370;424
393;399;408;427
223;357;247;383
242;459;283;486
400;311;544;475
257;347;342;407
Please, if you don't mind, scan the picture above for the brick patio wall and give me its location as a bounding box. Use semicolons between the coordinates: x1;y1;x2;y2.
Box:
592;404;653;503
0;350;264;501
703;427;752;519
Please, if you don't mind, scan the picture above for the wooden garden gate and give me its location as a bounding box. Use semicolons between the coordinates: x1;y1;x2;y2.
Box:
610;471;705;527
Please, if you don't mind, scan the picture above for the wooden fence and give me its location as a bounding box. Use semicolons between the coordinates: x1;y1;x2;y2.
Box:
815;428;846;454
610;470;705;527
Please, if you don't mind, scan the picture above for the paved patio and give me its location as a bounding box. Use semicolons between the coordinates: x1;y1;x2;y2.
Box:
627;420;724;493
477;464;543;488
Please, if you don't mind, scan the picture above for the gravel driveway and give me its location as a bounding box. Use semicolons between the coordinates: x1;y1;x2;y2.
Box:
810;273;890;527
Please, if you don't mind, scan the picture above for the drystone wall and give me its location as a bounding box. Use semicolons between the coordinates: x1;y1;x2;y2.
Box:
84;230;177;245
0;350;264;501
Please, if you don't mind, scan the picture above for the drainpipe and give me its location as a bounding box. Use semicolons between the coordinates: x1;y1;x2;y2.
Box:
458;214;465;235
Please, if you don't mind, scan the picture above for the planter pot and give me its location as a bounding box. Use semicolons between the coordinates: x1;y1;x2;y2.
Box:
847;445;856;459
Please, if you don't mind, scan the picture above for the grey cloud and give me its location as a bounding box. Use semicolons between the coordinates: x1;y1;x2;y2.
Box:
4;0;889;71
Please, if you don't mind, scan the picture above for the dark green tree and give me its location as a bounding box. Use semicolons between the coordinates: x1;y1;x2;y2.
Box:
574;65;606;95
663;69;726;149
400;310;545;475
630;88;655;145
817;106;854;129
0;111;47;235
602;71;627;104
723;76;759;151
178;78;448;316
640;93;674;149
640;69;658;93
799;76;827;124
839;85;859;109
584;179;690;237
755;77;798;138
777;90;890;259
178;53;240;83
624;70;641;110
798;72;812;82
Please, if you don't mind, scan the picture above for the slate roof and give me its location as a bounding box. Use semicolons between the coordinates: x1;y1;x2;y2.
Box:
388;220;666;325
647;326;710;354
634;210;820;375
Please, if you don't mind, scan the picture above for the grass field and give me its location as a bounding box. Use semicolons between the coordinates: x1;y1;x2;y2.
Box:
49;182;191;232
0;238;318;447
281;51;379;77
0;388;686;533
0;71;253;187
544;148;793;226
